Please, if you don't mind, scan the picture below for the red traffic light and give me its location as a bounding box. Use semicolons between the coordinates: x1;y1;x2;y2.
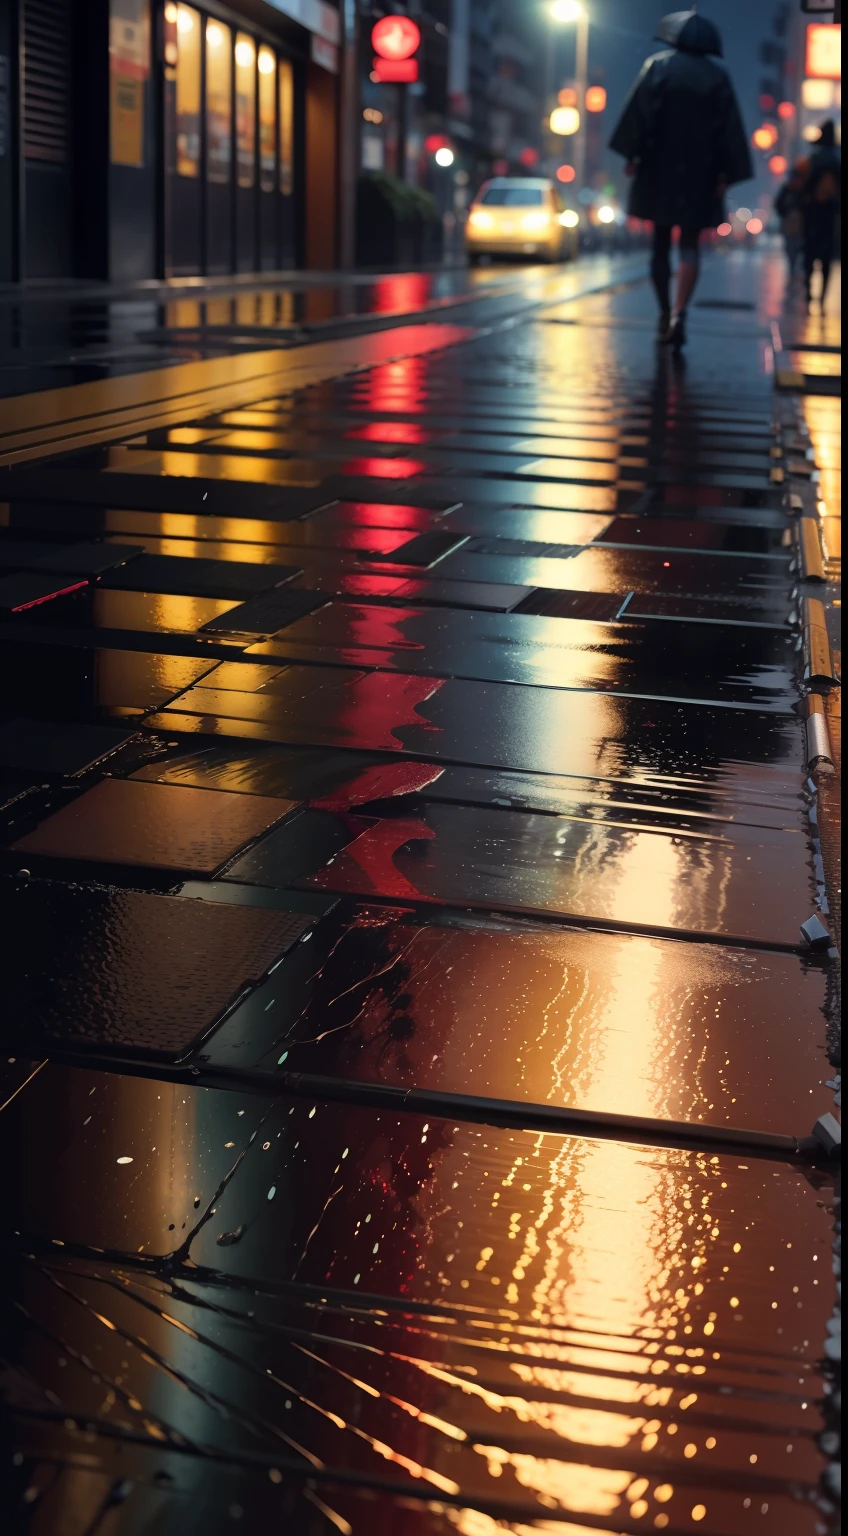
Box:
518;147;540;167
372;16;421;61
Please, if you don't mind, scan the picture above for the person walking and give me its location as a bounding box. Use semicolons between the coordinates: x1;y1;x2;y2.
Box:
802;121;841;312
609;8;752;348
775;161;808;284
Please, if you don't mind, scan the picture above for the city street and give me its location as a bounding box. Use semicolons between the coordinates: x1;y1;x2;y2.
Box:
0;244;841;1535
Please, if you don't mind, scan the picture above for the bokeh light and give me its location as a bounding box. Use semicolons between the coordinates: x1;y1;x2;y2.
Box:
752;123;779;151
768;154;788;176
717;222;732;236
746;218;763;235
550;106;581;136
556;164;576;183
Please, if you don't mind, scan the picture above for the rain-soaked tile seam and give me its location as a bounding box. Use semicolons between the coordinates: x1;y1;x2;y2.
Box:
5;1239;828;1379
41;1051;830;1165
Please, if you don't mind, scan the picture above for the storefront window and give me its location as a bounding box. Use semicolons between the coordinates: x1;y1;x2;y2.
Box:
278;58;294;196
258;48;276;192
205;19;231;184
235;33;256;189
175;4;200;178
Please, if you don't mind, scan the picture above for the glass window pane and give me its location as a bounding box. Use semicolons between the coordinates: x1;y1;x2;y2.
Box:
258;47;276;192
205;19;231;184
175;4;201;178
278;58;294;196
235;32;256;189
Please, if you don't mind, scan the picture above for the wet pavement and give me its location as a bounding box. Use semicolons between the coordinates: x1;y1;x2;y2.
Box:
0;249;841;1536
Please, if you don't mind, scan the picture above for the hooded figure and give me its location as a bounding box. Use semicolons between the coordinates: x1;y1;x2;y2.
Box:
609;9;752;345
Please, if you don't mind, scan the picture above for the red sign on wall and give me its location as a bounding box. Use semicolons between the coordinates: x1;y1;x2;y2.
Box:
371;57;419;83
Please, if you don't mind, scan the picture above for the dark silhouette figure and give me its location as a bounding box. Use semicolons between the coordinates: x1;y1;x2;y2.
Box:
609;8;752;348
802;121;841;312
775;161;808;282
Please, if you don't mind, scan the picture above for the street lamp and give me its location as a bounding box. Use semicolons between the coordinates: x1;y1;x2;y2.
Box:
548;2;590;196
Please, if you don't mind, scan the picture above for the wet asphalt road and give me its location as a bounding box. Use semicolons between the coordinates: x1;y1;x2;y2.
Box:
0;249;841;1536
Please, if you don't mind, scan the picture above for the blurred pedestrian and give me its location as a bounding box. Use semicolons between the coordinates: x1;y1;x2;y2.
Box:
609;8;752;348
802;121;841;312
775;161;808;283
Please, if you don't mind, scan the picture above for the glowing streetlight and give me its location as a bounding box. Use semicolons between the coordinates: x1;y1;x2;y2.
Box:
597;204;616;224
435;147;455;167
548;2;590;195
551;0;585;21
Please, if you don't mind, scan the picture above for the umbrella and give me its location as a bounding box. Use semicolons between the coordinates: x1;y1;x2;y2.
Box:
656;9;724;57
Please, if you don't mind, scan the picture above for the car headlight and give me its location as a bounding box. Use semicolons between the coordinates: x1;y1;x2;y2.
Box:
521;212;552;232
559;210;580;228
468;209;494;231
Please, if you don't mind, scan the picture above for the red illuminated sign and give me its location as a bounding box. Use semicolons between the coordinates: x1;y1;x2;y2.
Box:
371;56;419;83
372;16;421;61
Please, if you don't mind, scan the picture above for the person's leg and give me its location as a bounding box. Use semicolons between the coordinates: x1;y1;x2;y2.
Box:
820;255;832;309
667;227;701;346
819;211;836;309
804;229;818;308
673;226;701;316
650;225;672;322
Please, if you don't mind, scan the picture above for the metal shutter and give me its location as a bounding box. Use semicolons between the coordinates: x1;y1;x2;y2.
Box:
23;0;70;163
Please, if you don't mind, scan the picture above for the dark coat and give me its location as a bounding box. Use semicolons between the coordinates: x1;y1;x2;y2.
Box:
609;49;752;229
803;146;841;257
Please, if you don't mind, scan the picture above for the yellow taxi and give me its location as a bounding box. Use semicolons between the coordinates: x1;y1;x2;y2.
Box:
465;177;578;265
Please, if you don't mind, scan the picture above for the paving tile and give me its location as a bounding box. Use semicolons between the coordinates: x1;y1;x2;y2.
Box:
300;801;809;946
100;552;302;599
0;718;137;776
221;808;363;888
249;601;796;708
0;572;88;613
227;909;829;1133
1;876;312;1057
155;666;805;787
11;777;296;876
0;1066;831;1533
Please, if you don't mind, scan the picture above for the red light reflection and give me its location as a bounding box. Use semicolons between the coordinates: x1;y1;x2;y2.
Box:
355;356;429;415
340;457;427;479
371;274;432;315
345;422;431;445
334;502;433;529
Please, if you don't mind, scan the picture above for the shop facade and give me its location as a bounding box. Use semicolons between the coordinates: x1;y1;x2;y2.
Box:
0;0;342;283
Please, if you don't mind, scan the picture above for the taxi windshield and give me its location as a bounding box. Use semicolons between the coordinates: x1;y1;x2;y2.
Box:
479;186;545;207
